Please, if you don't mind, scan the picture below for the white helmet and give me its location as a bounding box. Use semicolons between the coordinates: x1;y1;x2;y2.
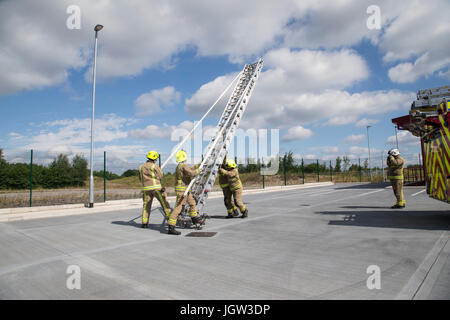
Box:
388;148;400;156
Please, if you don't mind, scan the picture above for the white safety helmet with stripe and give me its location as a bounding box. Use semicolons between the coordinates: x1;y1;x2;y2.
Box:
388;148;400;156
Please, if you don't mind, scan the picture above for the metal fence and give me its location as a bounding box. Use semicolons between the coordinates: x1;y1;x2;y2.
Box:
0;150;425;208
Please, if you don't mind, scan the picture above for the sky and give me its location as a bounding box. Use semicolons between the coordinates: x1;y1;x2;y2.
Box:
0;0;449;173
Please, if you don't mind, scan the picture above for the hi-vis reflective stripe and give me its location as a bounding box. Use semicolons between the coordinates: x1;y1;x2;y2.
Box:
175;165;185;191
175;185;186;191
220;183;229;188
150;163;157;186
168;218;177;225
230;182;242;191
142;185;162;190
227;208;233;213
189;212;198;217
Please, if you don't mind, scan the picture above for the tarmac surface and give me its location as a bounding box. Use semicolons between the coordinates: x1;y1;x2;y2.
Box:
0;182;449;300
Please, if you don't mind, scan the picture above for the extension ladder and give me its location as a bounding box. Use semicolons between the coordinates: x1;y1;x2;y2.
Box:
178;59;263;228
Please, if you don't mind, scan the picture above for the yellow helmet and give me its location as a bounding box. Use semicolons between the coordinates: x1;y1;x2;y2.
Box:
146;150;159;160
175;150;187;163
226;159;237;169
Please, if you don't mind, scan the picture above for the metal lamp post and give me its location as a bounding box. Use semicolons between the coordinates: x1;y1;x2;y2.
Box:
89;24;103;208
394;125;399;149
366;125;372;182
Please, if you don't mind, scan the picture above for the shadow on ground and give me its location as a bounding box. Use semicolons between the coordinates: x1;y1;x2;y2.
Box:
341;206;392;209
111;208;167;233
208;215;228;219
335;182;391;190
316;210;450;231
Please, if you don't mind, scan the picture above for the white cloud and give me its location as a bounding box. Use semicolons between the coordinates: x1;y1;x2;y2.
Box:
356;118;379;127
186;47;381;129
282;0;385;50
134;86;181;116
342;134;366;144
347;146;381;157
1;0;448;95
282;0;450;84
380;0;450;83
282;125;313;142
263;48;369;92
438;69;450;80
5;114;133;160
296;154;317;160
128;121;190;140
184;73;238;117
386;130;420;147
0;0;299;95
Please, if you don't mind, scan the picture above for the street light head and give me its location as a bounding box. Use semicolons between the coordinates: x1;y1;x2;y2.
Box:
94;24;104;32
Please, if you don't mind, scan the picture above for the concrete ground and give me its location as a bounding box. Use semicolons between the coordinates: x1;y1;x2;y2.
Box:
0;183;448;300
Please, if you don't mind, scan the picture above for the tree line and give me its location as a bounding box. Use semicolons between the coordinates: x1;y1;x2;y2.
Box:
0;150;89;189
236;152;372;174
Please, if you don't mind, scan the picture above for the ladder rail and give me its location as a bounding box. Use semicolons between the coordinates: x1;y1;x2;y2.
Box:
160;71;242;170
199;67;254;167
184;60;263;211
182;64;257;197
194;61;263;214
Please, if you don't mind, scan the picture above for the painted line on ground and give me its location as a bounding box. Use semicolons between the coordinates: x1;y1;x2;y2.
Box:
413;233;450;299
395;231;450;300
411;189;426;197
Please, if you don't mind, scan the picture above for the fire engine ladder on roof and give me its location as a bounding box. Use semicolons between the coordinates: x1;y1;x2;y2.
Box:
180;58;264;228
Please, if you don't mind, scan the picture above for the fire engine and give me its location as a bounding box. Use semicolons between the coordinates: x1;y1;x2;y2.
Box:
392;86;450;202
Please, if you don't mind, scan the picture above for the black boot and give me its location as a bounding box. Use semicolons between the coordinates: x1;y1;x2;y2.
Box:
241;209;248;218
226;211;234;219
391;204;405;209
168;225;181;235
192;215;203;225
141;223;148;228
232;209;240;217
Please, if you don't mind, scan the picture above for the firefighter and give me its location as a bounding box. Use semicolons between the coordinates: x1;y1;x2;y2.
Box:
218;160;239;218
167;150;202;235
387;148;405;209
219;159;248;218
139;151;172;228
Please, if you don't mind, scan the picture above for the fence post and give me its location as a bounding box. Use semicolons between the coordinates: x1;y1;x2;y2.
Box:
104;151;106;202
301;158;305;184
260;157;265;189
317;160;320;182
29;149;33;207
283;156;287;186
330;160;333;182
359;158;362;182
